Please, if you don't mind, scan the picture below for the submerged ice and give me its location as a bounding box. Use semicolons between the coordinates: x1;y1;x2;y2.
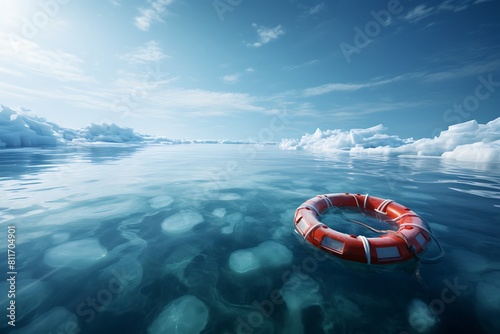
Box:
161;211;204;233
43;238;107;269
229;240;293;273
148;295;208;334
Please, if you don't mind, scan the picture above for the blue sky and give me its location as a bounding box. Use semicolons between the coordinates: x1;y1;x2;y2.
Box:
1;0;499;141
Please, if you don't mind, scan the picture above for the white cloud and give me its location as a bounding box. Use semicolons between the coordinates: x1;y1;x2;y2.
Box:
404;4;435;22
148;89;264;116
222;73;240;84
309;3;326;15
246;67;255;72
247;24;285;48
0;33;93;83
121;41;167;64
134;0;175;31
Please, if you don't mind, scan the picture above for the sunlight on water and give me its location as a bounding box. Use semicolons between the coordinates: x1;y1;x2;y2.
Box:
1;145;499;333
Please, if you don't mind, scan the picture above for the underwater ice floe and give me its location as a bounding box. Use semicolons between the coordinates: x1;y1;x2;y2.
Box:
476;271;500;333
450;249;490;274
149;195;174;209
43;238;107;269
218;193;242;201
161;211;204;233
221;212;242;234
96;256;144;314
148;295;209;334
163;244;203;284
407;298;437;333
280;273;323;333
229;241;293;274
38;196;145;226
212;207;227;218
12;307;79;334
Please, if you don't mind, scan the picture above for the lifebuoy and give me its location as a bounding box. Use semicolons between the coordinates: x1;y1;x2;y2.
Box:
294;193;431;265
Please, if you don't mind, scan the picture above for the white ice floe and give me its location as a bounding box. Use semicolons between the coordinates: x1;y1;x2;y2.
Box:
12;307;79;334
407;298;437;333
161;211;204;233
43;238;107;269
280;118;500;163
148;295;209;334
229;240;292;273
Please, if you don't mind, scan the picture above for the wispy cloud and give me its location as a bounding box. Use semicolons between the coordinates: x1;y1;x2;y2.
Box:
423;58;500;81
134;0;175;31
404;0;489;22
246;67;255;73
284;60;318;71
0;33;93;83
222;73;240;84
327;101;431;119
303;75;416;97
309;3;326;15
247;24;285;47
148;89;264;116
120;41;167;64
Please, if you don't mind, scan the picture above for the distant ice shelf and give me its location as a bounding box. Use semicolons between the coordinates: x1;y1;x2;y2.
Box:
280;117;500;163
1;104;499;163
0;105;274;148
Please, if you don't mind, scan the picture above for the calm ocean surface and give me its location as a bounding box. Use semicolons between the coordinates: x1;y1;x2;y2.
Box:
1;144;499;334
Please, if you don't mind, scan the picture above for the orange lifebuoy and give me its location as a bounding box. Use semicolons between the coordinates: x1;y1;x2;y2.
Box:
294;193;431;265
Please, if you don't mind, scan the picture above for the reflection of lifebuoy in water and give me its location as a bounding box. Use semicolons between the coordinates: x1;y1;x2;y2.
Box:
294;193;435;265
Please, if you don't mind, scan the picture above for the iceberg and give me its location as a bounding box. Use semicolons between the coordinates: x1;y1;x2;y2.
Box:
0;105;60;147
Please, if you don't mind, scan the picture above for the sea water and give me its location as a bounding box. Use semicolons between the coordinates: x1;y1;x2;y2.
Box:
0;144;499;334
